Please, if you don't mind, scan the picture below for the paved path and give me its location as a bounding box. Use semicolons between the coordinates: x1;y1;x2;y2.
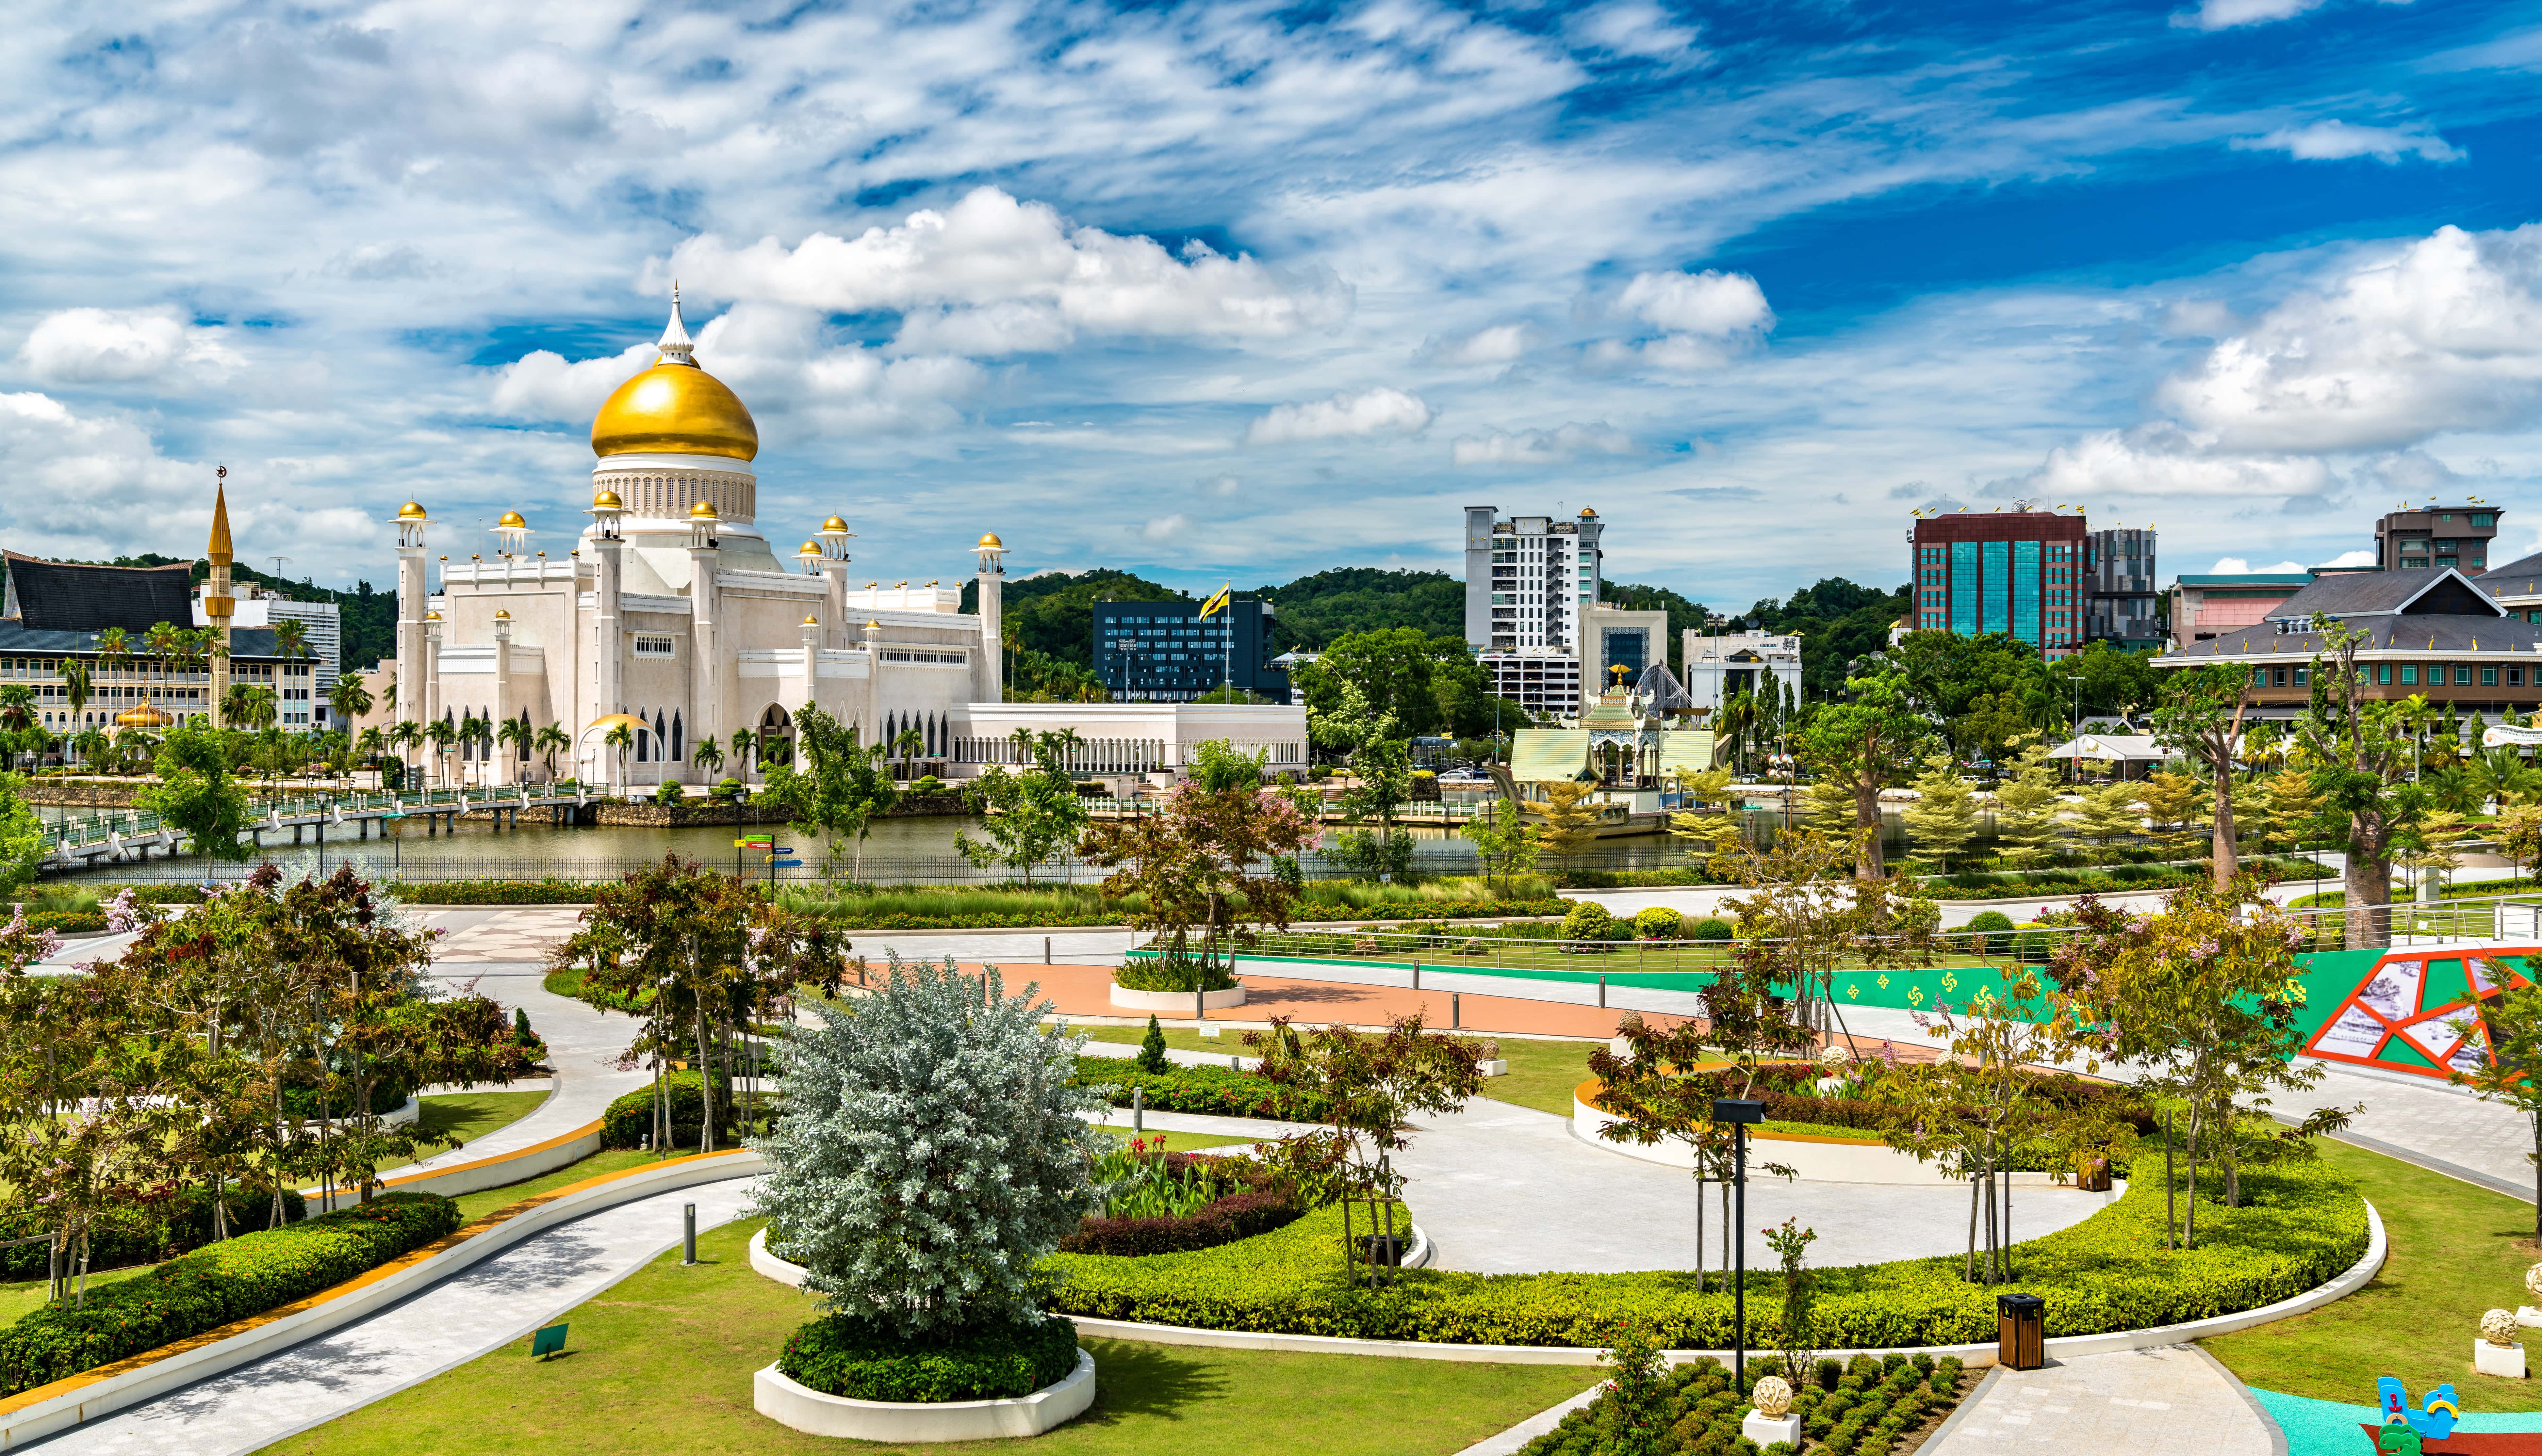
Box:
1922;1345;2279;1456
33;1177;764;1456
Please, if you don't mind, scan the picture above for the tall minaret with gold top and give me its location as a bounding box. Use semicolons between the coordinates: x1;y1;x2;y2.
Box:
204;467;237;729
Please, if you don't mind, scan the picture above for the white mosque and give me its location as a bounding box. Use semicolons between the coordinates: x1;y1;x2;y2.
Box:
387;294;1305;789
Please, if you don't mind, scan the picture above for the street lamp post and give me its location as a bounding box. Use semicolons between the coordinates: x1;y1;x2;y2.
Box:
1712;1096;1765;1390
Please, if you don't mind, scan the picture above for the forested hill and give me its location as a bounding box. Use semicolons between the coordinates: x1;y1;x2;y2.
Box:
1739;578;1914;697
1254;568;1464;652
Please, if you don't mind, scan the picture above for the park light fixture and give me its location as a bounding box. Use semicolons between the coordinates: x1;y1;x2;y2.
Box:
1712;1097;1765;1390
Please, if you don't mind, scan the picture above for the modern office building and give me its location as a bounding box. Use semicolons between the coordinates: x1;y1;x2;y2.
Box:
1091;597;1289;704
2375;502;2501;573
1907;509;2091;655
2157;567;2542;721
1681;628;1804;713
189;591;341;728
2167;572;2311;647
2084;527;2162;651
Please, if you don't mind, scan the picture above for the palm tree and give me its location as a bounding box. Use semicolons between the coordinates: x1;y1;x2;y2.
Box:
534;722;570;783
329;673;374;731
225;682;278;732
386;719;423;790
691;738;724;780
603;720;635;790
72;727;108;769
0;686;34;769
60;659;91;742
892;727;922;780
496;714;530;784
354;725;385;788
730;726;755;781
423;717;457;789
456;712;485;787
97;627;129;720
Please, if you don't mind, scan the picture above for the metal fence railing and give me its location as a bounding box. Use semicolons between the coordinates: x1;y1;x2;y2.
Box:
40;784;586;854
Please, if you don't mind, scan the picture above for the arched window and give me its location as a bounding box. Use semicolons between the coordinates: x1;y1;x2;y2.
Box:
636;707;650;762
518;710;532;761
671;711;684;762
655;710;669;759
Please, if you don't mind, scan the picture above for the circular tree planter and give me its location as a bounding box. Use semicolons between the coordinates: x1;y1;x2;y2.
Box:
1108;982;1246;1011
754;1350;1096;1442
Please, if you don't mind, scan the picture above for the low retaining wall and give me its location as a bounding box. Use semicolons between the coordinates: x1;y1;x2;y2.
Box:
1053;1202;2384;1368
1108;983;1248;1011
755;1352;1097;1442
0;1149;767;1448
305;1118;604;1215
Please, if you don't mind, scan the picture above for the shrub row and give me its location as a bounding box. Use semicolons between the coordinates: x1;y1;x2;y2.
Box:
0;1192;461;1397
1056;1189;1303;1257
599;1070;752;1149
777;1311;1080;1403
0;1186;308;1281
1521;1352;1968;1456
1044;1159;2365;1348
378;879;599;905
21;910;105;934
1072;1058;1331;1123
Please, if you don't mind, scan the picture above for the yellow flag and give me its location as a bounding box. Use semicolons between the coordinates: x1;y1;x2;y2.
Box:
1198;584;1232;618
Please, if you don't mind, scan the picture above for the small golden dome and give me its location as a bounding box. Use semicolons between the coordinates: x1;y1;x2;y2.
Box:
397;502;428;520
494;609;512;620
864;619;880;630
803;615;819;626
1579;507;1598;519
822;515;850;531
798;541;822;555
895;580;908;588
977;532;1005;549
589;297;758;461
690;501;718;519
117;701;172;729
591;489;625;510
425;611;442;622
497;511;527;529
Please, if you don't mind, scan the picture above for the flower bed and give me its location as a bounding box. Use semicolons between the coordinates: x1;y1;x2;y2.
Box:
1070;1058;1330;1123
1524;1351;1971;1456
1044;1160;2366;1348
0;1192;461;1397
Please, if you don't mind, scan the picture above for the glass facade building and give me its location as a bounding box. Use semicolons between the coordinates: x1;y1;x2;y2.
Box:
1911;511;2092;655
1091;598;1290;704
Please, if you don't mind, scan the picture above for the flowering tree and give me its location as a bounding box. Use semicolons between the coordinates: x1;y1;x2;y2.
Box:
1083;743;1318;991
955;729;1092;886
751;955;1103;1335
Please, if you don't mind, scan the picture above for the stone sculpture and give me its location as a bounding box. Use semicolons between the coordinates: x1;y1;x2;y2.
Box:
1752;1375;1794;1418
2483;1309;2520;1348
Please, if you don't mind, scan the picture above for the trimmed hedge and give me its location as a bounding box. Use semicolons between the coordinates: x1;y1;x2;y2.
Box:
379;879;598;905
0;1192;461;1397
1520;1351;1970;1456
1044;1159;2366;1348
599;1071;748;1149
1057;1189;1303;1257
21;911;105;934
777;1312;1081;1402
0;1187;308;1281
1073;1058;1330;1123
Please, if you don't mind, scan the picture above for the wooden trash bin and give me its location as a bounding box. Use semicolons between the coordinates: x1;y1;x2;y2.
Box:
1997;1292;2045;1370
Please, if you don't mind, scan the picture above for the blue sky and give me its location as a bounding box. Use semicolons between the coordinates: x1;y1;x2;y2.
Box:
4;0;2540;615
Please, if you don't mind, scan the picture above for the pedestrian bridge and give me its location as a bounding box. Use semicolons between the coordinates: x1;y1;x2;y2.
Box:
39;784;595;870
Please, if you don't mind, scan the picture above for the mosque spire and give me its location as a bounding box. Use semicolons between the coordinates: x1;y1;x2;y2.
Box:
656;281;697;367
207;465;234;566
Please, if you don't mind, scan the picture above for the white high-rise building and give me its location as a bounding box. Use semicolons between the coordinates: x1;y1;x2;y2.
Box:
1463;506;1606;719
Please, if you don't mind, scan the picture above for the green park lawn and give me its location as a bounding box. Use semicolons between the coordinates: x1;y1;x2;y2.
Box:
268;1217;1597;1456
370;1091;549;1177
1075;1022;1603;1119
2204;1140;2542;1411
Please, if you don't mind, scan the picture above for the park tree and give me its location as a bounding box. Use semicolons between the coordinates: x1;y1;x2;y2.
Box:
1795;666;1924;878
1990;738;2066;868
2297;618;2423;948
1901;755;1979;872
2450;979;2542;1238
2135;771;2209;858
2151;662;2257;889
554;856;847;1154
761;705;900;882
138;721;254;861
0;773;42;895
1246;1013;1488;1286
1531;780;1605;875
2070;780;2141;848
1664;765;1742;875
1082;744;1319;990
1719;829;1942;1050
955;729;1093;886
1461;796;1540;897
752;955;1104;1334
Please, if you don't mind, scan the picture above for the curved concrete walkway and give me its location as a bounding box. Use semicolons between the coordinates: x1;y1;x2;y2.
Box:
31;1177;764;1456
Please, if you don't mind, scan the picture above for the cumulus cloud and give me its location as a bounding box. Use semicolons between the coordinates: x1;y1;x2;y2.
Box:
666;188;1350;358
1592;269;1775;371
19;307;242;383
2156;224;2542;453
1198;473;1241;497
1450;421;1632;465
1245;386;1431;445
1140;513;1189;541
1420;323;1533;365
2030;424;2336;497
2175;0;2331;28
2211;556;2307;574
2322;549;2379;568
2233;120;2460;164
1567;2;1707;63
489;341;656;420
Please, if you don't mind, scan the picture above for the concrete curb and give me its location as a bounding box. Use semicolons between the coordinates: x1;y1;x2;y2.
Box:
753;1352;1097;1441
1058;1202;2385;1368
0;1148;766;1449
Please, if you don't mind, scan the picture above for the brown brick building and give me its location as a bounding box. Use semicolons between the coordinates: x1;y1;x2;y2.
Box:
2156;567;2542;717
1908;510;2091;654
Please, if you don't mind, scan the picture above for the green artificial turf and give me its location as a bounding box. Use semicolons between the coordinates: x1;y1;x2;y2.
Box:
1087;1124;1262;1153
2204;1140;2542;1411
268;1218;1598;1456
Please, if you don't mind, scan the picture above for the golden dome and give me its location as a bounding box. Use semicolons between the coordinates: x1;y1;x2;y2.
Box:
978;532;1004;549
822;516;850;531
589;295;758;461
803;615;819;626
690;501;719;519
117;702;172;729
494;609;512;620
397;502;428;520
592;489;624;510
426;611;442;622
497;511;527;528
798;541;822;555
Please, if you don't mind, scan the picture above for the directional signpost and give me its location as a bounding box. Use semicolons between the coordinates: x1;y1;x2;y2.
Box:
764;848;798;884
735;834;772;879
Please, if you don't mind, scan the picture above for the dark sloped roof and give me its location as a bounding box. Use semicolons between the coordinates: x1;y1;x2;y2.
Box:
2166;613;2542;660
3;552;195;634
0;620;282;660
2478;551;2542;597
2265;566;2501;623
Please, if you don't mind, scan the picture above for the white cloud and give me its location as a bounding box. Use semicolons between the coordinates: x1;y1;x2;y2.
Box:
1567;2;1707;63
2174;0;2331;29
1245;386;1431;445
2232;120;2460;164
2323;549;2380;568
1451;422;1632;465
667;188;1351;356
1421;323;1533;365
1141;513;1189;541
2156;224;2542;452
1617;269;1774;336
489;341;656;420
1198;474;1241;497
2210;556;2306;574
2030;424;2336;497
19;307;242;383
